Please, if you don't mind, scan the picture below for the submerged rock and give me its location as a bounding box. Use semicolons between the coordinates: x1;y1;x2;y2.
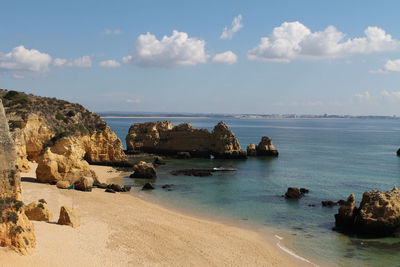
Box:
335;187;400;237
170;169;213;177
142;183;155;190
130;161;157;179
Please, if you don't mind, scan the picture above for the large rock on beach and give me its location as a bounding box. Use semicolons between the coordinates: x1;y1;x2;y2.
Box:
0;99;36;254
130;161;157;178
25;200;52;222
256;136;279;156
57;206;80;228
36;136;98;184
335;187;400;237
56;180;70;189
74;176;94;192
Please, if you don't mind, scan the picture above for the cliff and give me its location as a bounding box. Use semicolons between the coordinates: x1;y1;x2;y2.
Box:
0;99;36;254
0;89;127;173
126;121;247;159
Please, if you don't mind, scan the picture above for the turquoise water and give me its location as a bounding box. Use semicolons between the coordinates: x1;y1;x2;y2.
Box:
104;117;400;266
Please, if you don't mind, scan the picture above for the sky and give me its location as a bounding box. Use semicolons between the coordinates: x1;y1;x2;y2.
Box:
1;0;400;115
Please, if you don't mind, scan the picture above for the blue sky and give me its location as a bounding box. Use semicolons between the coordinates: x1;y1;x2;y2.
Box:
1;0;400;115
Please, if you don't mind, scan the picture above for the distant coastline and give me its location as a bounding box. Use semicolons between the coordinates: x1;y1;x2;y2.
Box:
99;112;399;120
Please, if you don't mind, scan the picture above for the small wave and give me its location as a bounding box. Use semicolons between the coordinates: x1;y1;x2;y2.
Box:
275;236;318;266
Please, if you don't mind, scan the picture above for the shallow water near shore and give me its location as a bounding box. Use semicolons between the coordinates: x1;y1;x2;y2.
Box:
104;117;400;266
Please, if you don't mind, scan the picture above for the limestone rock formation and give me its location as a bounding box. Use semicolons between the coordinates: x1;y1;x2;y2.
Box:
25;200;51;222
130;161;157;178
126;121;246;159
335;188;400;237
246;143;257;156
284;187;309;199
0;89;127;172
82;126;127;165
57;206;80;228
256;136;279;156
0;99;36;254
36;136;97;184
210;122;247;159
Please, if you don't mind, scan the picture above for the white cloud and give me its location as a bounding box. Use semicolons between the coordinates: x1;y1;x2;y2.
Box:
124;30;208;68
103;29;122;35
99;59;121;68
0;46;52;75
212;51;238;65
248;21;400;62
381;90;400;99
53;56;92;68
355;91;371;101
220;14;243;40
373;59;400;73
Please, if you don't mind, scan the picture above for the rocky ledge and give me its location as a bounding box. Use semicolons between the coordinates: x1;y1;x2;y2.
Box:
126;121;276;159
334;187;400;237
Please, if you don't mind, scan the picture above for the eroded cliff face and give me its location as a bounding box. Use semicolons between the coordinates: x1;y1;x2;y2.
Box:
126;121;246;158
82;126;127;165
0;99;36;254
0;89;127;173
36;136;97;184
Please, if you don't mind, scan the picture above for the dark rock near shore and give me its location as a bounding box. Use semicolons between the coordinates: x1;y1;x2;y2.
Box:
154;156;166;165
285;187;309;199
105;188;116;193
177;152;191;159
397;148;400;156
74;177;94;192
171;169;213;177
142;183;155;190
130;161;156;179
107;184;123;192
123;185;131;192
162;184;173;189
334;187;400;237
322;200;337;207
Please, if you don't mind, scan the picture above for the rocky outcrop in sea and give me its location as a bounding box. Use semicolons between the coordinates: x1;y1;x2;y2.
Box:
125;121;277;159
334;187;400;237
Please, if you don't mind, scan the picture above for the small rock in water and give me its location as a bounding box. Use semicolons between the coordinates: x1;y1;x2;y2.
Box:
170;169;213;177
154;156;166;165
142;183;155;190
123;185;132;192
322;200;337;207
285;187;307;199
162;184;173;189
300;188;309;194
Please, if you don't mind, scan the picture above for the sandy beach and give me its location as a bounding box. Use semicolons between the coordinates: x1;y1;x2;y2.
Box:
0;163;307;267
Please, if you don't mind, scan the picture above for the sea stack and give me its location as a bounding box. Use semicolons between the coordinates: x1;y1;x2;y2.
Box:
0;99;36;254
334;187;400;237
125;121;246;159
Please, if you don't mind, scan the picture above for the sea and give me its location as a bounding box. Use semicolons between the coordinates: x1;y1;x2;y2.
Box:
104;116;400;267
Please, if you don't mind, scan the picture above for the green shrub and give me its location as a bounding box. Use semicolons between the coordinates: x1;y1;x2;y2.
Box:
55;113;65;121
3;91;29;105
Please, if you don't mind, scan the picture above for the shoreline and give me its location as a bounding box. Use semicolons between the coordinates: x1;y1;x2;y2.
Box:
0;163;313;266
133;188;322;267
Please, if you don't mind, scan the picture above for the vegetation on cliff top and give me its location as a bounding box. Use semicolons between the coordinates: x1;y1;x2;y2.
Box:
0;89;106;139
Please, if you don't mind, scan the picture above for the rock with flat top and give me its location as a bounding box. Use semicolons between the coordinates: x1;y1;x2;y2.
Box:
25;201;51;222
256;136;279;156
